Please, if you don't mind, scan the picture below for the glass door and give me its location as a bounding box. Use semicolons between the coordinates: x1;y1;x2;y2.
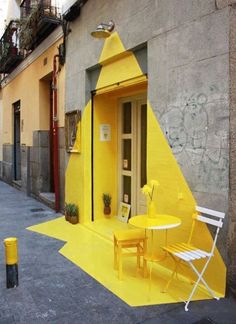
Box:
136;101;147;214
119;96;147;217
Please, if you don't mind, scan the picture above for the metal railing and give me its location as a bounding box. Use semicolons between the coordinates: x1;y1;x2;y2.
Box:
20;0;61;50
20;0;61;20
0;20;23;73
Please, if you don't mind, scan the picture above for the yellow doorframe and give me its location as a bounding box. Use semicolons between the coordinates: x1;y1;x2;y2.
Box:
91;81;147;223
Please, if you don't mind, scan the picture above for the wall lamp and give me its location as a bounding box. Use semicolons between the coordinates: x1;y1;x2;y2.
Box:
91;20;115;38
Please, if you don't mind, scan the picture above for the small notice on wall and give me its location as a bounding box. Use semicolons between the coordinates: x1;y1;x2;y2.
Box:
100;124;111;141
123;194;129;203
123;159;128;169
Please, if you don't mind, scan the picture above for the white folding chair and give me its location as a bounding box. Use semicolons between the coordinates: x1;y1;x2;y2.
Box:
162;206;225;311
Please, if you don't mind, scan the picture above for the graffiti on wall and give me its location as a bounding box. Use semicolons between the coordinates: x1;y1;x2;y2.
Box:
160;85;229;193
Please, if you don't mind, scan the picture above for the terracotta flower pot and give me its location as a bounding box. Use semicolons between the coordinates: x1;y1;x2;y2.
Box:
70;215;78;224
65;213;70;221
104;205;111;215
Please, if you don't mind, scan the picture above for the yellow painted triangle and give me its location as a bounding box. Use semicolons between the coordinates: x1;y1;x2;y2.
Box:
63;31;226;303
99;32;126;64
65;100;92;224
146;102;226;296
96;32;143;90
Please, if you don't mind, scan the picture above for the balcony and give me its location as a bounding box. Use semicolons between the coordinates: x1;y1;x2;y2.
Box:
0;20;24;74
20;0;61;51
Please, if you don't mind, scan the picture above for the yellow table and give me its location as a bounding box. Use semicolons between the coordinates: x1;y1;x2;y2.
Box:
129;214;181;297
129;214;181;231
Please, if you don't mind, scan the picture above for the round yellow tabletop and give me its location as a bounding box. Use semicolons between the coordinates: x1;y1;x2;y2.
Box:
129;214;181;230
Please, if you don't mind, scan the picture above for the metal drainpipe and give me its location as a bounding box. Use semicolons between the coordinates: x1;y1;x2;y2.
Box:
52;54;60;212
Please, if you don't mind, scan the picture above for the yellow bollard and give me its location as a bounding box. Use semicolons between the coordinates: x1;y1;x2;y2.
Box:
4;237;18;264
4;237;19;288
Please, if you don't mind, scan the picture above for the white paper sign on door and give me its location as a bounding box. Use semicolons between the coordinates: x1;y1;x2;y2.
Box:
100;124;111;141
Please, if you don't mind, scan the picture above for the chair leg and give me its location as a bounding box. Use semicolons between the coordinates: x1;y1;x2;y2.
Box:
143;258;148;278
143;238;148;277
114;238;118;270
185;258;216;311
162;254;181;293
137;243;142;269
118;244;123;280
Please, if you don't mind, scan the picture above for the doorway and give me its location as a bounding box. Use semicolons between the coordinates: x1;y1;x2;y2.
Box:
13;101;21;181
119;95;147;216
37;76;55;208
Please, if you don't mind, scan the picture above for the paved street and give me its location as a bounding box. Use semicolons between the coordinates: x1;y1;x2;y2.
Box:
0;180;235;324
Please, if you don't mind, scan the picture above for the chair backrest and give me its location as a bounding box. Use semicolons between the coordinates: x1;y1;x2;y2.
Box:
195;206;225;229
194;206;225;253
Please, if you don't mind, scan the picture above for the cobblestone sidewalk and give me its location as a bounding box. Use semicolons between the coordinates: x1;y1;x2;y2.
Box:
0;180;235;324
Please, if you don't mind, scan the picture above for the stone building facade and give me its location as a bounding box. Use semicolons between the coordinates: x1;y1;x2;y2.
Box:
63;0;236;292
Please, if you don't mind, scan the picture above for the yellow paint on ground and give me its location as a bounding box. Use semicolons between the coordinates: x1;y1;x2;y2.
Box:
64;31;226;304
27;217;223;307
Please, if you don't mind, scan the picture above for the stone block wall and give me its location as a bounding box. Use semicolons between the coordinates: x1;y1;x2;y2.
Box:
30;130;51;195
148;5;230;260
228;4;236;294
1;128;65;211
64;0;235;288
20;145;30;193
2;144;13;184
216;0;236;9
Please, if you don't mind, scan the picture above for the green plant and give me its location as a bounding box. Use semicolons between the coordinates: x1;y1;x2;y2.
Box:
19;5;41;50
64;203;78;216
64;203;79;224
102;193;112;207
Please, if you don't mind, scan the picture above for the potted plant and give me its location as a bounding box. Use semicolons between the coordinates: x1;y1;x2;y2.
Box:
64;203;79;224
103;193;112;216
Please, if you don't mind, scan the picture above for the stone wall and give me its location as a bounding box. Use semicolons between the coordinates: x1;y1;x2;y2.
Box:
1;128;65;210
64;0;234;288
228;4;236;294
148;5;230;260
2;144;13;184
216;0;236;9
20;145;30;193
30;129;65;209
30;130;51;195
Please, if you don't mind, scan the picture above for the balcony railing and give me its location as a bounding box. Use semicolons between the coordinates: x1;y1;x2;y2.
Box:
0;20;24;74
20;0;61;50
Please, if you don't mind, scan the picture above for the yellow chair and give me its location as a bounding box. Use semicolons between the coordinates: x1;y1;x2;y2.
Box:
113;229;147;280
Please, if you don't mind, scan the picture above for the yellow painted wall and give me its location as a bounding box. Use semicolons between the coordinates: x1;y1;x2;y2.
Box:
147;104;195;234
65;32;226;296
39;79;50;130
65;101;92;224
94;94;118;219
146;103;226;294
2;38;65;146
